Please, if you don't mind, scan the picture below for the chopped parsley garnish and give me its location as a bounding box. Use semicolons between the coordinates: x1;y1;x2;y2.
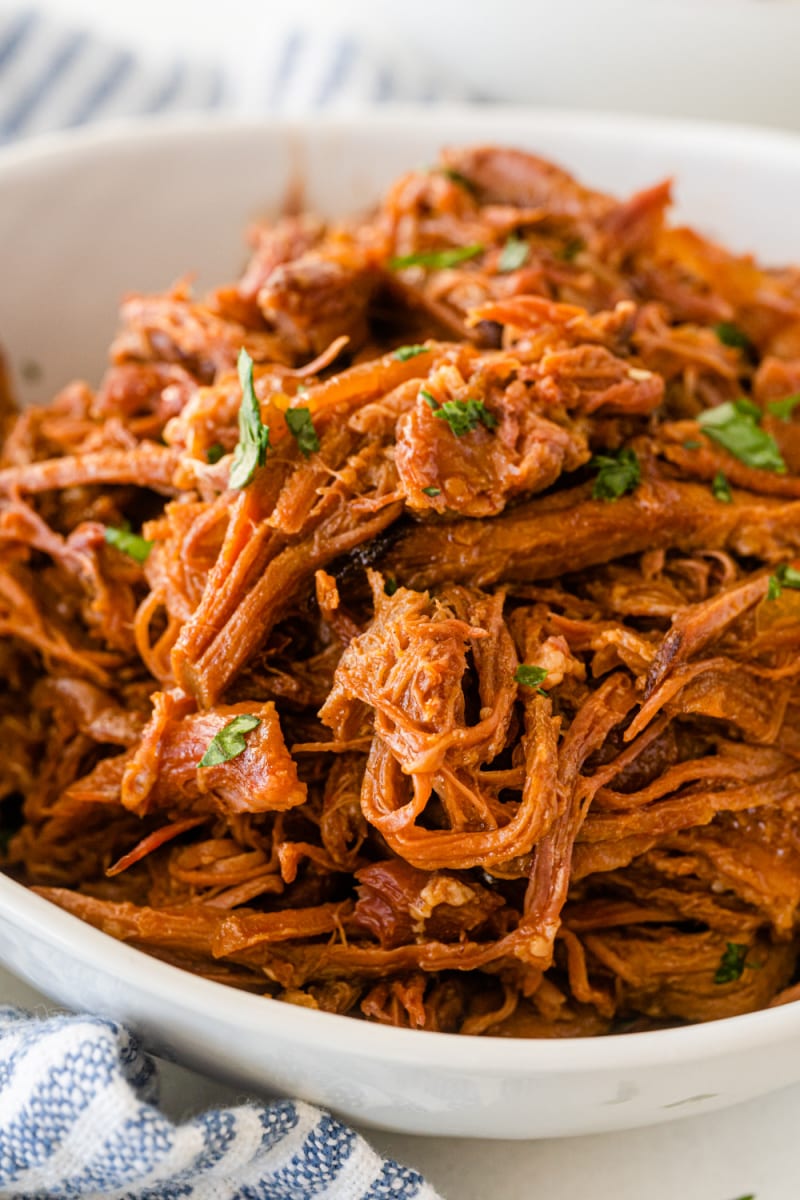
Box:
285;407;320;458
229;348;270;489
433;398;498;436
714;322;754;354
515;665;549;694
558;237;585;262
697;399;786;474
682;439;702;450
711;471;732;504
498;235;530;273
384;577;399;596
421;388;496;435
766;562;800;601
421;486;441;497
206;442;224;464
590;448;641;501
714;942;749;984
103;524;153;564
198;714;261;768
393;344;429;362
440;167;476;194
390;244;484;271
767;392;800;422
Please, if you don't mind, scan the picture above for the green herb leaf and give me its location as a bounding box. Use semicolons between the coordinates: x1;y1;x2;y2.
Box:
393;344;429;362
206;442;224;464
390;244;484;271
285;407;320;458
682;439;702;450
198;714;261;768
558;237;585;262
767;392;800;422
515;664;549;694
384;577;399;597
733;396;761;419
420;388;438;409
498;235;530;273
229;348;270;489
778;563;800;589
421;486;441;497
767;562;800;601
440;167;476;194
434;398;498;437
104;525;153;564
711;471;733;504
590;448;641;501
697;399;786;473
714;942;749;984
714;322;753;353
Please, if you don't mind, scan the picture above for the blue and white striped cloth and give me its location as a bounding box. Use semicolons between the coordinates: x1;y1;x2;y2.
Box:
0;1007;443;1199
0;5;478;143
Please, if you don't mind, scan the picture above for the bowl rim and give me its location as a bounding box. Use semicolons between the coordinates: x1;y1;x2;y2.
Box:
2;871;798;1073
3;102;800;179
2;105;800;1075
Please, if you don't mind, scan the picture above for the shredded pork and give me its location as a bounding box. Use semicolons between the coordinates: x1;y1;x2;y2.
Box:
3;145;800;1036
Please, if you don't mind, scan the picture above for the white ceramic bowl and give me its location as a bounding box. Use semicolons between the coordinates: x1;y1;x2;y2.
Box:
3;109;800;1139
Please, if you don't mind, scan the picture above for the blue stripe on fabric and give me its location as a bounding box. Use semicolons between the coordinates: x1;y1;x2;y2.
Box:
157;1109;237;1188
0;1018;82;1094
234;1114;357;1199
65;47;135;126
373;63;395;103
266;29;304;108
0;9;37;73
364;1158;431;1198
314;35;357;106
0;1026;39;1092
0;1005;31;1026
0;30;89;139
141;61;185;114
0;1034;117;1184
49;1107;174;1198
138;1185;193;1200
258;1101;300;1152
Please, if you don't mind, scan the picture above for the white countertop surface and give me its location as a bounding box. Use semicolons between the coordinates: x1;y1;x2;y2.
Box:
1;963;796;1200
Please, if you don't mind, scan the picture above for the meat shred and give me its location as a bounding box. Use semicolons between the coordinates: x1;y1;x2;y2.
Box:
4;144;800;1036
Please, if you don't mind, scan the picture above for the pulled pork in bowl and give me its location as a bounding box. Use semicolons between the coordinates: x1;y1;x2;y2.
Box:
2;112;800;1136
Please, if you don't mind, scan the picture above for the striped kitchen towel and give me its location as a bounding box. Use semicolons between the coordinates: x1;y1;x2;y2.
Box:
0;1007;443;1200
0;5;477;143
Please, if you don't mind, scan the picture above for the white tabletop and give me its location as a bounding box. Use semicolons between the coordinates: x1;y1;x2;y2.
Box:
1;964;796;1199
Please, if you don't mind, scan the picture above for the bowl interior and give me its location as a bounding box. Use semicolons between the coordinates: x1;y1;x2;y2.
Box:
4;108;800;1137
4;108;800;410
